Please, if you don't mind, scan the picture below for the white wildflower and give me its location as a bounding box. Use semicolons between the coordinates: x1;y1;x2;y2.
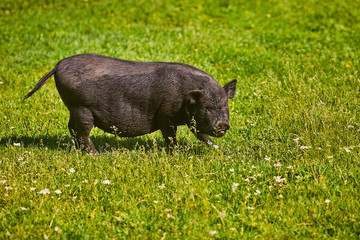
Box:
232;182;239;192
167;214;175;219
219;211;226;217
102;180;111;185
293;137;300;142
73;196;77;199
300;146;312;150
325;199;331;203
244;178;249;182
0;180;6;184
38;189;50;195
273;163;282;167
55;190;62;194
20;207;27;210
209;230;218;235
30;187;36;191
54;227;59;232
13;143;21;146
230;228;236;231
254;189;261;195
247;206;254;210
344;147;351;153
64;184;70;187
5;186;13;190
274;176;286;183
229;168;234;173
154;200;158;204
327;156;333;159
264;156;271;161
69;168;75;173
158;184;166;189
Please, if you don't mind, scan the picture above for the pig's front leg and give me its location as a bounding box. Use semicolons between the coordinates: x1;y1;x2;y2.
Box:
160;124;177;148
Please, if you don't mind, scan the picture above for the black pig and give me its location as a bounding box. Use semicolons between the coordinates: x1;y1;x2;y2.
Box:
25;54;237;153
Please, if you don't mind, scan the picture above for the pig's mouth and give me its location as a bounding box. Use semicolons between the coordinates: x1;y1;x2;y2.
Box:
215;129;227;137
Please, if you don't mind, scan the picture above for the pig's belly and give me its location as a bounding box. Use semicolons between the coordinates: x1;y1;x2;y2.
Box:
92;108;158;137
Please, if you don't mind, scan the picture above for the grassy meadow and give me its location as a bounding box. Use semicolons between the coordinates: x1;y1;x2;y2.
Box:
1;0;360;238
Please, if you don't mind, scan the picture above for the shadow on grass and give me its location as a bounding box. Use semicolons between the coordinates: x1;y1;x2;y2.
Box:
0;134;199;153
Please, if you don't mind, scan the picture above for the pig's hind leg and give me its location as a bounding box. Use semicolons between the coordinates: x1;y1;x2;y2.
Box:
68;107;97;154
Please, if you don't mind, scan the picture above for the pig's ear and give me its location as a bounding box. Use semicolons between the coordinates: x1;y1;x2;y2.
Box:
223;79;237;99
187;90;204;105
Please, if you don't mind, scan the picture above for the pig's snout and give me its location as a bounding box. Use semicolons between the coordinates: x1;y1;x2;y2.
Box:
215;120;230;137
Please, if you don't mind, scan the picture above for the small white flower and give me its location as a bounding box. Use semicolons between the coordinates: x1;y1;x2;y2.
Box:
293;137;300;142
0;180;6;184
229;168;234;173
348;125;354;128
5;186;13;190
264;156;271;161
232;182;239;192
54;227;59;232
69;168;75;173
73;196;77;199
344;147;351;153
244;178;249;182
247;207;254;210
274;176;286;183
18;157;24;161
13;143;21;146
279;194;283;198
82;180;88;183
102;180;111;185
154;200;158;204
254;189;261;195
250;123;256;126
209;230;218;235
287;166;293;169
327;156;333;159
64;184;70;187
230;228;236;231
38;189;50;195
30;187;36;191
300;146;312;150
55;190;62;194
94;180;98;185
273;163;282;167
44;234;49;239
20;207;27;210
219;211;226;217
158;184;166;189
167;214;175;219
325;199;331;203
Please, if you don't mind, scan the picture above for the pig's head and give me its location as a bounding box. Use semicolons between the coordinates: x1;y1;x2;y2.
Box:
186;79;237;137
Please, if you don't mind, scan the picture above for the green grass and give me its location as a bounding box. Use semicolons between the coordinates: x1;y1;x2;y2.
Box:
1;0;359;238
